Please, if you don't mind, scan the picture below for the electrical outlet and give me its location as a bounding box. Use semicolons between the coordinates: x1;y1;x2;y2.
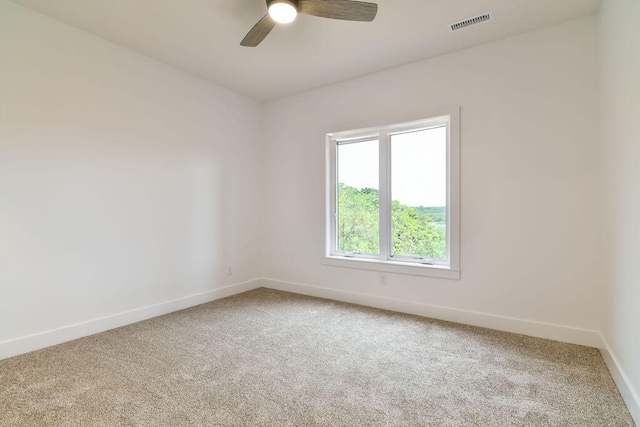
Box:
227;266;233;276
379;274;387;285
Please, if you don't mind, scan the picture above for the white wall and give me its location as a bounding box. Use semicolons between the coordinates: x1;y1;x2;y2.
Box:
0;0;263;353
600;0;640;421
262;17;602;342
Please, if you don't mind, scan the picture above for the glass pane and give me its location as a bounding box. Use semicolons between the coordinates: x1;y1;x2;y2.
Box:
391;126;447;259
337;140;379;254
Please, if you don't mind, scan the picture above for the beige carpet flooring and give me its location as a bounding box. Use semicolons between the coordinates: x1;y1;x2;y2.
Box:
0;288;634;426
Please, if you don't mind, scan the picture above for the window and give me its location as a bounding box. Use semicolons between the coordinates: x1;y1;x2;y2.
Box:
323;110;460;279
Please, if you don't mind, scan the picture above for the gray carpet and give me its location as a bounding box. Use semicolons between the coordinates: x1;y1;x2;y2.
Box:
0;288;634;426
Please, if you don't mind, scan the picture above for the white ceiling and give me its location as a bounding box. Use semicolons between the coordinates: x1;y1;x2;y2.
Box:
10;0;601;102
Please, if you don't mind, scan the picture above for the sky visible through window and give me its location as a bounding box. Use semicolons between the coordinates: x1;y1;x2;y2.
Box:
337;126;446;208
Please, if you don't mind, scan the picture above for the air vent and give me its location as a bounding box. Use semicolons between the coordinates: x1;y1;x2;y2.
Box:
448;12;493;32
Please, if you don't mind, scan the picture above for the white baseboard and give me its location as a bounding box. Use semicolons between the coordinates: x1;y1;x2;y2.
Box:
0;279;261;361
260;278;603;348
599;335;640;425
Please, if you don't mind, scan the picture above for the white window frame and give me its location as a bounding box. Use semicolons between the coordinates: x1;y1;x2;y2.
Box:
322;108;460;280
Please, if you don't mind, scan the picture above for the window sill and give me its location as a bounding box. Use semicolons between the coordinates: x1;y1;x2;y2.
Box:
321;256;460;280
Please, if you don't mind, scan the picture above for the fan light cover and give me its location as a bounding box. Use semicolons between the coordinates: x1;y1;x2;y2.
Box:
269;1;297;23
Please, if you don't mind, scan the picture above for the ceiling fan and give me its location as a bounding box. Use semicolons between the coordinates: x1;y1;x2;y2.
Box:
241;0;378;47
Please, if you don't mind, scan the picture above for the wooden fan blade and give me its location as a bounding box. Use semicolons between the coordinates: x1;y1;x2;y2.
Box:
240;14;276;47
298;0;377;22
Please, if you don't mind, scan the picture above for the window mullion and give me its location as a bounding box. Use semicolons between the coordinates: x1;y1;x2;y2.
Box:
379;132;391;261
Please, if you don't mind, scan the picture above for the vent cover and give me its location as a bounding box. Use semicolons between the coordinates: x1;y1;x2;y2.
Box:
448;12;493;32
